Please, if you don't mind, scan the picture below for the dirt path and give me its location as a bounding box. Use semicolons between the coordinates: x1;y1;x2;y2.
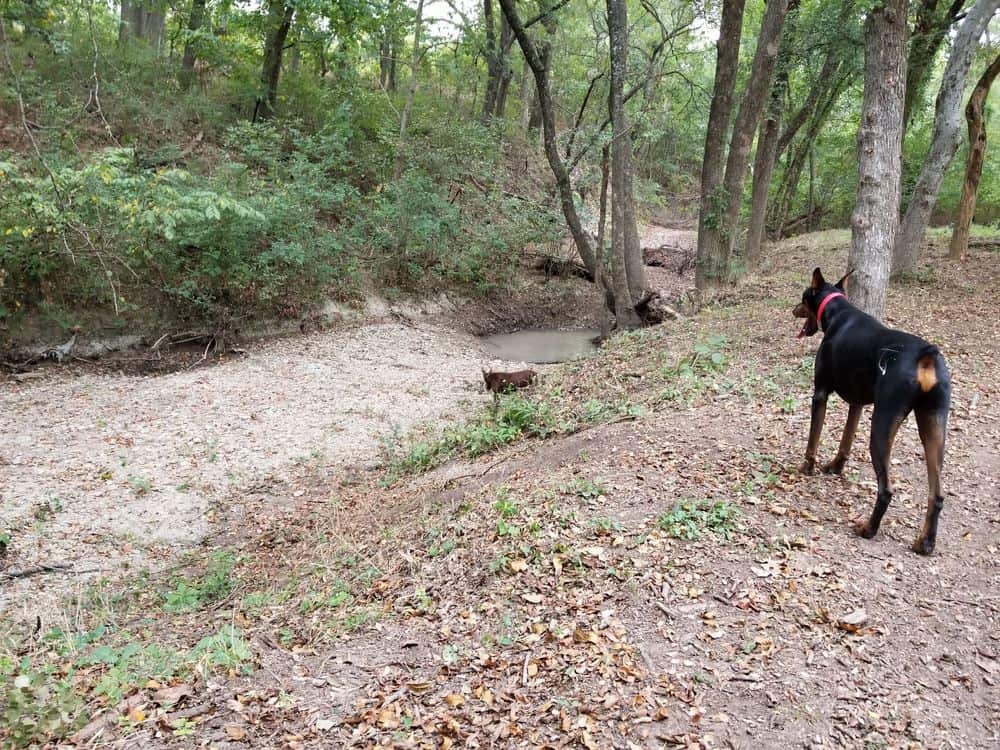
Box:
0;322;515;617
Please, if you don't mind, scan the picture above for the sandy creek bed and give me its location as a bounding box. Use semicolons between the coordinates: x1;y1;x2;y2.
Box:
0;322;528;619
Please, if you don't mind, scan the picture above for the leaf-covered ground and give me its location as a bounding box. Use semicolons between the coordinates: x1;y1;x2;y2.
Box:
4;230;999;748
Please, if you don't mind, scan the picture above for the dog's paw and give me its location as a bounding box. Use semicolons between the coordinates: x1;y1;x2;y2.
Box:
799;460;816;475
822;457;846;475
911;536;935;555
853;518;876;539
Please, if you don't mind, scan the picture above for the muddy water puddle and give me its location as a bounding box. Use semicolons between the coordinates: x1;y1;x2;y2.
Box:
481;328;600;364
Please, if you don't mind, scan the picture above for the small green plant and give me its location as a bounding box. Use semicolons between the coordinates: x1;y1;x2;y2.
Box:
0;660;85;748
128;476;152;495
190;626;253;674
590;517;621;535
0;531;10;555
163;552;237;612
494;489;520;518
32;497;63;522
780;396;798;414
657;500;741;541
563;477;607;500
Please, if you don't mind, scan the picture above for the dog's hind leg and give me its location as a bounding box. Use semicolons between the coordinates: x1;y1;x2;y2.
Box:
855;405;908;539
800;389;829;474
912;407;947;555
823;403;863;475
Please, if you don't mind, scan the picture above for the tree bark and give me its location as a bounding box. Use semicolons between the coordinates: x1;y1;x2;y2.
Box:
498;0;600;290
695;0;747;290
607;0;645;327
254;0;295;121
494;15;514;118
903;0;966;132
119;1;166;48
482;0;501;120
746;59;790;267
772;71;852;233
701;0;790;283
892;0;998;275
180;0;208;91
846;0;907;320
518;58;532;130
949;52;1000;259
394;0;425;178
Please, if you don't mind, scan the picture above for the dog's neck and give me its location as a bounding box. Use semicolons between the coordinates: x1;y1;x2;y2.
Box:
816;291;846;328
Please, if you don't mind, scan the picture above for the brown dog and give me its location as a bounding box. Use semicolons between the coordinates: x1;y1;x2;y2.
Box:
482;368;536;393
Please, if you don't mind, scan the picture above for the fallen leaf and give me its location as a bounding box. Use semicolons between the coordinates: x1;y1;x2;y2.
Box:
508;558;528;573
225;724;247;741
152;683;193;706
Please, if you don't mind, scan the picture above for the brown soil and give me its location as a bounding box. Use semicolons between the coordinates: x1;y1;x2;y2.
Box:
6;230;1000;749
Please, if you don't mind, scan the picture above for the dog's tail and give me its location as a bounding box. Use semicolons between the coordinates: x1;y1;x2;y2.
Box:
915;344;943;394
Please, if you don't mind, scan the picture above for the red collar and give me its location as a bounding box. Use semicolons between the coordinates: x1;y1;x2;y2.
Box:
816;291;845;326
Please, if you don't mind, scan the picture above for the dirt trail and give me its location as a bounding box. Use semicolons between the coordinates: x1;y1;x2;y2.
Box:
0;321;519;617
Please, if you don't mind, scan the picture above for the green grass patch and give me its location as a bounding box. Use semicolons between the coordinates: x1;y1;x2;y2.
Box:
656;500;741;541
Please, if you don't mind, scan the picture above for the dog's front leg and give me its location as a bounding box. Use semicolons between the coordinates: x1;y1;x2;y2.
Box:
800;389;829;474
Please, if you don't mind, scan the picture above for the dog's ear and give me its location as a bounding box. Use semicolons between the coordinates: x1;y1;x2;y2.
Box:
810;268;825;290
835;268;855;290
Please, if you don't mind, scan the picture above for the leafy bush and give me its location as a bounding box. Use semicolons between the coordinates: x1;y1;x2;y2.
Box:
0;146;355;327
0;657;84;749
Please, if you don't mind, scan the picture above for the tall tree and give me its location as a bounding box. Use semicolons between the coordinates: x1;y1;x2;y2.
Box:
498;0;598;277
846;0;907;320
607;0;646;327
746;56;789;268
481;0;514;120
394;0;426;178
255;0;296;121
695;0;746;290
949;51;1000;259
892;0;999;275
119;1;166;48
698;0;788;284
903;0;966;132
179;0;209;91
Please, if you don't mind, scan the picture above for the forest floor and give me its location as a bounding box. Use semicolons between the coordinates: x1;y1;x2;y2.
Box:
1;227;998;749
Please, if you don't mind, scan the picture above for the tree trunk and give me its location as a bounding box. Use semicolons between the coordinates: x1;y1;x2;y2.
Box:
498;0;600;289
494;17;514;118
903;0;965;132
746;63;788;267
607;0;645;327
892;0;998;275
596;144;613;336
518;58;532;130
846;0;907;320
180;0;208;91
772;72;851;233
695;0;747;290
393;0;425;178
949;52;1000;259
119;1;166;49
702;0;790;283
254;0;295;121
482;0;501;120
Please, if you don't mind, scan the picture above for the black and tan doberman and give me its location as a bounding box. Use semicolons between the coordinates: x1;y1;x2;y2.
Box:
793;268;951;554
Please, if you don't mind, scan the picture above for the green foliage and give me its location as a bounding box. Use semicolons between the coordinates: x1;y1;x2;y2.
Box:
656;500;741;541
190;625;254;674
162;551;237;612
0;658;84;749
383;394;561;482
